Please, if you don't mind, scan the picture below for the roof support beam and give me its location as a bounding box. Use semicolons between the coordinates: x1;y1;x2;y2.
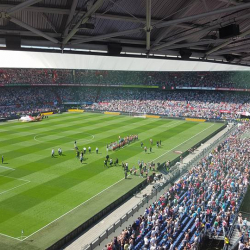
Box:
0;4;212;30
9;17;59;44
208;43;250;55
62;0;103;45
72;2;250;47
153;0;199;46
218;0;240;5
152;25;221;51
71;28;143;44
146;0;151;51
0;28;147;45
152;11;250;51
239;53;250;62
206;28;250;55
154;2;250;29
165;39;226;50
41;13;57;33
7;0;43;14
63;0;79;37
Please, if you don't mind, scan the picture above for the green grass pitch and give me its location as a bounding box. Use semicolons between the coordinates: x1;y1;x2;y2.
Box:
0;112;224;249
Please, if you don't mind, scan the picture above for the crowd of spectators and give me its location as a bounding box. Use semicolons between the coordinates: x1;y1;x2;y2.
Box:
1;69;250;88
0;86;99;117
0;87;59;117
103;122;250;250
56;87;98;103
0;69;74;85
1;87;250;120
89;89;250;120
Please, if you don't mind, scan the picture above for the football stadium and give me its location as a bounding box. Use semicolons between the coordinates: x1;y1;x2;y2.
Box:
1;1;250;250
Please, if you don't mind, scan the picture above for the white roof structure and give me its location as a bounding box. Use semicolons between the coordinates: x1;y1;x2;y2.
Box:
1;50;250;71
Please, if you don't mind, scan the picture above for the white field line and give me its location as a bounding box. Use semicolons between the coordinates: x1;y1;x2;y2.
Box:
152;123;215;162
0;181;30;195
0;232;22;241
0;165;15;171
0;176;31;240
2;120;207;241
0;174;30;183
0;174;30;195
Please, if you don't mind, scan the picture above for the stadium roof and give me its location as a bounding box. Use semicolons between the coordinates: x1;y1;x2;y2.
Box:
2;50;250;71
1;0;250;67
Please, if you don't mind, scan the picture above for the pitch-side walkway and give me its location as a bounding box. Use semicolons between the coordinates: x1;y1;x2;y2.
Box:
63;123;233;250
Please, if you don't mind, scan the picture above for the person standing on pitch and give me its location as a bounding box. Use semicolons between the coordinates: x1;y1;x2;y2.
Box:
88;146;91;153
115;158;119;166
1;155;3;164
76;150;80;158
83;147;86;154
96;147;98;154
125;162;129;179
51;149;55;157
58;148;61;156
104;159;107;167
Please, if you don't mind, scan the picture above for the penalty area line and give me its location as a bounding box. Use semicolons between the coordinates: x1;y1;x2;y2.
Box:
0;232;23;242
0;181;30;195
0;174;30;183
0;165;15;171
0;174;31;196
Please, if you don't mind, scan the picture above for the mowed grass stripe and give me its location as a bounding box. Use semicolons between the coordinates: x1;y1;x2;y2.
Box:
17;123;224;248
19;123;201;237
0;120;182;203
0;117;160;163
2;119;177;181
0;113;125;141
0;114;224;243
1;120;183;194
0;121;193;230
0;118;174;186
0;115;138;154
0;113;97;133
0;176;27;194
0;113;98;130
0;113;109;138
